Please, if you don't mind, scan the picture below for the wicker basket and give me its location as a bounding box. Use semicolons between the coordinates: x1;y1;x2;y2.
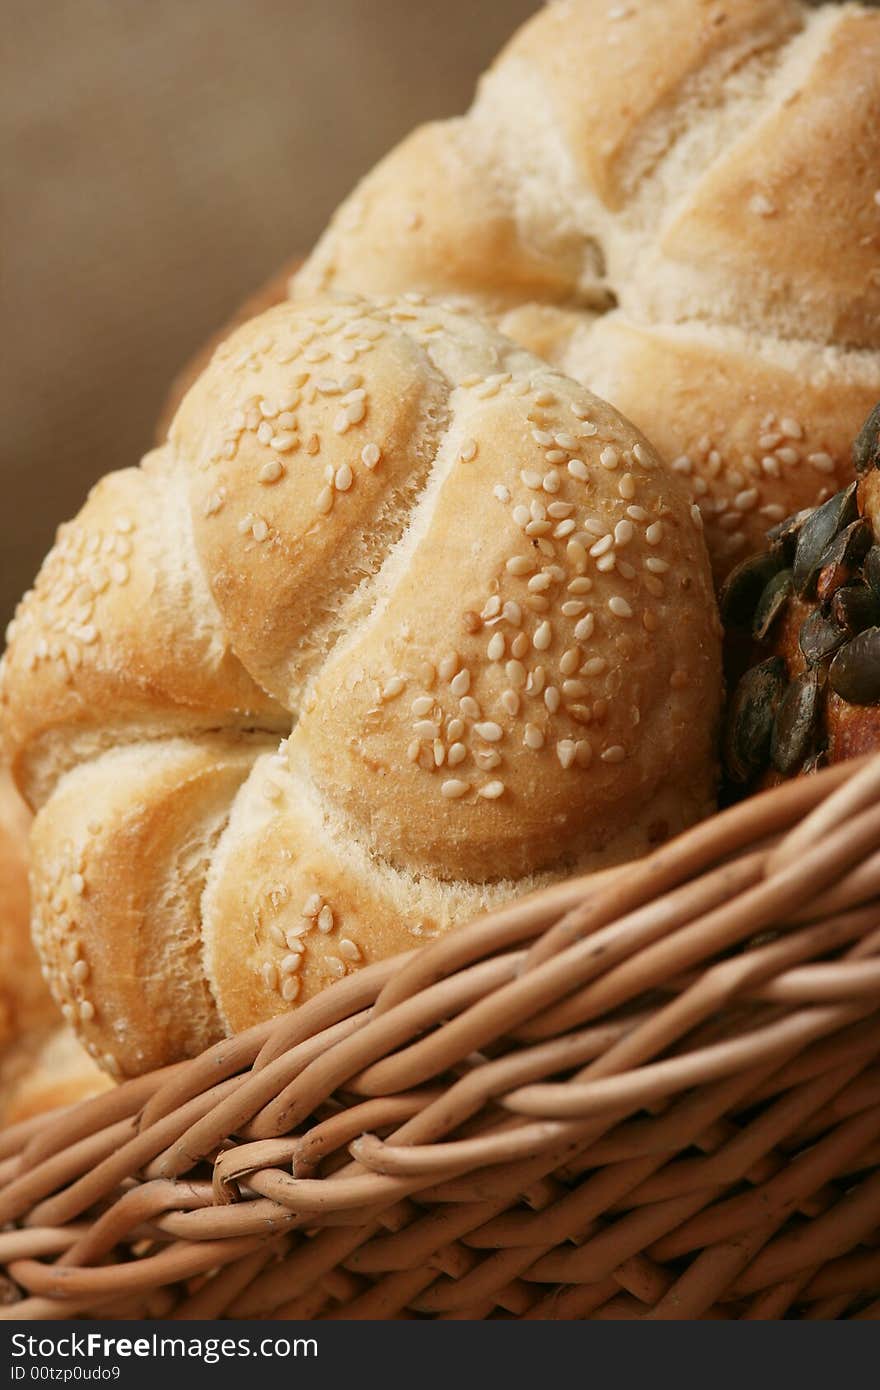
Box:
2;755;880;1322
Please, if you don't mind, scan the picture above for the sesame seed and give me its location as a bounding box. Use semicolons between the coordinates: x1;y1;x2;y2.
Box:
72;958;89;983
441;779;469;799
281;953;304;974
521;470;542;490
645;557;669;574
574;614;595;641
414;719;440;739
361;442;381;469
506;659;527;688
262;962;279;990
614;519;634;546
339;937;361;961
590;534;614;558
618;473;636;500
780;417;803;440
334;464;353;492
600;446;619;470
383;676;406;700
545;686;560;713
609;596;633;619
567;459;589;482
447;742;466;766
286;928;307;946
450;669;471;697
325;957;346;979
524;723;544;749
582;656;608;676
271;432;297;453
411;694;434;716
487;632;505;661
493;484;510;502
70;872;85;895
808;452;835;474
476;748;502;770
79;1000;95;1022
475;721;503;742
478;780;505;799
645;522;663;545
439;653;459;681
459;439;478;462
407;739;421;762
447;717;465;739
460;695;481;719
567;541;588;572
259;459;284;484
317;486;334;514
318;905;334;932
507;555;536;577
282;975;301;1001
602;745;626;764
557;740;577;769
503;600;523;626
749;193;776;217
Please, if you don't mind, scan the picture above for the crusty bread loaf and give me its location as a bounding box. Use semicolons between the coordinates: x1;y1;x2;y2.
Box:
289;0;880;578
1;296;722;1076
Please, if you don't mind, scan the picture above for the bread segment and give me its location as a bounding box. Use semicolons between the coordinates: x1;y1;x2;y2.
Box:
0;449;283;807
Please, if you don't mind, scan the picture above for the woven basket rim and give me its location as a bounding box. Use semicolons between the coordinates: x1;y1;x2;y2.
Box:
2;753;880;1320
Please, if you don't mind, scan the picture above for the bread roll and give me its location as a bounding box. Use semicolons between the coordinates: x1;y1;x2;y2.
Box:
0;772;55;1053
290;0;880;578
0;772;110;1125
2;297;722;1075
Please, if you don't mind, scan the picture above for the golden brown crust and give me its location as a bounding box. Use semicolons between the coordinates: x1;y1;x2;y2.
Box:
0;450;285;809
0;773;56;1054
3;298;722;1074
293;0;880;578
29;736;268;1077
572;315;880;579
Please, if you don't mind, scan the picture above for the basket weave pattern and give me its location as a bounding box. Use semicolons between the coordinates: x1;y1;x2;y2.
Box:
2;756;880;1320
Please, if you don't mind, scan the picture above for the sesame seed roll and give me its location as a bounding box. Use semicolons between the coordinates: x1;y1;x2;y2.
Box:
1;298;721;1076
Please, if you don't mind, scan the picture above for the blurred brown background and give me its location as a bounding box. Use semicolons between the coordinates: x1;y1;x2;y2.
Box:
1;0;536;629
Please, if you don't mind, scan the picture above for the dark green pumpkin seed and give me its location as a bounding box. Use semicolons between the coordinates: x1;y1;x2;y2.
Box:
863;546;880;595
815;518;872;601
853;402;880;475
771;668;824;775
829;626;880;706
720;548;786;630
766;507;811;558
830;583;880;636
792;484;858;597
798;608;848;666
723;657;787;783
752;568;793;641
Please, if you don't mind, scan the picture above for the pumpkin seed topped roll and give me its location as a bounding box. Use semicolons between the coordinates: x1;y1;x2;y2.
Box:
1;297;722;1076
722;401;880;787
